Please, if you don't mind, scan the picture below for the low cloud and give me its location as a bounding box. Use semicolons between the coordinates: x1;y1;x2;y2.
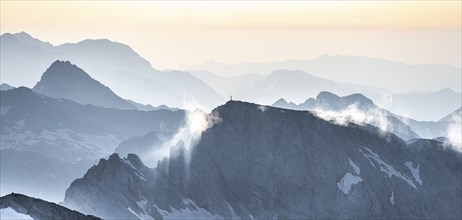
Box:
313;103;390;135
147;99;222;169
445;114;461;152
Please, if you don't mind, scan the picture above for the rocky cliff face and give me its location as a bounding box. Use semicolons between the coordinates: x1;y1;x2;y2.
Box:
64;101;461;219
63;153;217;219
0;193;101;220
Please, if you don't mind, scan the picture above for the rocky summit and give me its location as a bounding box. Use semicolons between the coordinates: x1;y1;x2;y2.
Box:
63;101;461;219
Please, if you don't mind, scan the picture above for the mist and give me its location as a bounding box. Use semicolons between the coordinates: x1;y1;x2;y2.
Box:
313;103;390;134
446;114;462;151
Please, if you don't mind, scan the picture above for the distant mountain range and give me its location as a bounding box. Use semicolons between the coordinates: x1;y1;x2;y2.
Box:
190;68;460;121
273;91;419;140
0;83;15;91
236;69;364;104
182;54;461;93
382;88;462;121
191;70;265;98
1;31;460;220
63;101;461;219
2;32;460;119
272;91;460;141
1;32;224;110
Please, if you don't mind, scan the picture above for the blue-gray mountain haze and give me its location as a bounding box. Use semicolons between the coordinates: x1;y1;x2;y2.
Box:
0;31;461;219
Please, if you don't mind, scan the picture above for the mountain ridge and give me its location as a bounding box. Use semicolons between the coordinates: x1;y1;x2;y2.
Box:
63;100;462;219
33;60;137;110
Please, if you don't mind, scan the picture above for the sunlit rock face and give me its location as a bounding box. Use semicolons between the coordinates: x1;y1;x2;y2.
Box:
64;101;461;219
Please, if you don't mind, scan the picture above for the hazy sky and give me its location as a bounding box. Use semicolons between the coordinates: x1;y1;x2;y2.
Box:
1;1;461;69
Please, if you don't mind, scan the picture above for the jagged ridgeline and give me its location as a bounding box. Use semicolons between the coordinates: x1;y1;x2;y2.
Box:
63;101;461;219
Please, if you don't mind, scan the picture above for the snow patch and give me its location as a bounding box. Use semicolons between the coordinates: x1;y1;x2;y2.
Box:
389;192;395;205
127;207;143;219
153;199;224;219
0;207;33;220
405;161;423;186
337;172;362;194
226;203;239;219
360;147;418;190
349;158;360;175
123;159;147;181
135;199;154;219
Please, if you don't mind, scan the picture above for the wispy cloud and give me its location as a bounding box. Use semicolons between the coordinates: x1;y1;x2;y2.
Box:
313;103;390;135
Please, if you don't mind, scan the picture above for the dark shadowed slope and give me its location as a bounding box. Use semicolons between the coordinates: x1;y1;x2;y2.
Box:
0;193;101;220
64;101;461;219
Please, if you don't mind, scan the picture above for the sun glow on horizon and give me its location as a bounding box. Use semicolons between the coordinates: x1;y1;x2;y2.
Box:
1;1;460;69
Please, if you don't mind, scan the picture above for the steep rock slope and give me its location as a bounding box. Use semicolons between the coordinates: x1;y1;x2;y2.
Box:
0;193;101;220
64;101;461;219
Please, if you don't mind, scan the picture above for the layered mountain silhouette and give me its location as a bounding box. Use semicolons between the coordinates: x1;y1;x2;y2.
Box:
0;83;15;91
383;88;462;121
1;31;460;220
0;193;101;220
0;87;185;202
236;69;381;105
191;70;264;97
273;91;419;140
182;54;461;93
114;131;175;168
63;101;461;219
439;107;462;123
1;32;224;110
272;91;461;141
33;60;137;110
4;32;460;117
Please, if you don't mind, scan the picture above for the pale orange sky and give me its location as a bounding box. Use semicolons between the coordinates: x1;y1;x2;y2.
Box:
1;1;461;69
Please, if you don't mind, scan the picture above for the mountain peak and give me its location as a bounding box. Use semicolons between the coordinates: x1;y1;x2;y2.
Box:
0;83;15;91
316;91;339;100
14;31;33;38
32;61;136;110
315;53;333;60
436;88;455;93
10;31;54;49
106;153;144;170
41;60;92;81
273;98;288;105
